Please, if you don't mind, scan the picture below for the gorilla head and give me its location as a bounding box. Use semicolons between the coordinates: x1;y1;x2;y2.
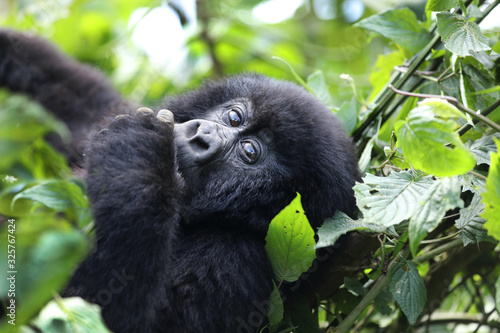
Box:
169;74;360;231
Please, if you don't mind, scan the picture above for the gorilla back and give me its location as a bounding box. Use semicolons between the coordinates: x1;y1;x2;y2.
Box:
0;30;360;332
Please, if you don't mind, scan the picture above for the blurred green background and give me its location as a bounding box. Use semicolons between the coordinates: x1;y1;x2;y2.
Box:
0;0;430;106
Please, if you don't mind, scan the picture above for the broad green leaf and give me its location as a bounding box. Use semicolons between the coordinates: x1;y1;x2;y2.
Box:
455;194;496;246
306;70;334;109
426;0;458;12
355;8;431;53
368;51;405;100
354;172;434;226
395;105;476;176
419;98;466;120
466;133;500;166
482;139;500;241
13;180;91;226
316;211;391;249
32;297;110;333
437;12;491;57
268;283;284;332
390;260;427;324
335;97;358;135
409;177;464;256
265;194;316;282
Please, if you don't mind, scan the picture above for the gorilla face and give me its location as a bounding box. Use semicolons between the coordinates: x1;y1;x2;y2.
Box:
168;74;360;231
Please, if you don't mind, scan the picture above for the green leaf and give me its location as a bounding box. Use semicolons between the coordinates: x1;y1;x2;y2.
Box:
316;211;391;249
455;194;496;246
437;12;491;57
466;133;500;166
355;8;431;53
482;139;500;241
12;180;91;226
409;177;464;256
265;193;316;282
32;297;111;333
354;172;434;226
368;51;405;100
268;283;284;332
496;276;500;314
358;135;376;174
335;97;358;135
420;98;466;120
306;70;334;109
390;259;427;324
426;0;458;12
395;105;476;176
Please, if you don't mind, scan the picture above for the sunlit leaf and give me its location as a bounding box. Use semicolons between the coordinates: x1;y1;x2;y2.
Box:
482;139;500;241
265;194;316;282
354;172;434;226
395;105;476;176
426;0;458;12
32;297;110;333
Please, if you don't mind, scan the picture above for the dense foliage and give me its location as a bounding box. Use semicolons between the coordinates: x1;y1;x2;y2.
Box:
0;0;499;332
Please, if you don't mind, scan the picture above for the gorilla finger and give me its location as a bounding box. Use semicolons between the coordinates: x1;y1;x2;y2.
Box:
136;107;154;116
157;109;174;125
114;114;129;121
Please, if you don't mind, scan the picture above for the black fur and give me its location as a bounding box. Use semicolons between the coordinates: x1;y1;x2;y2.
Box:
0;30;360;332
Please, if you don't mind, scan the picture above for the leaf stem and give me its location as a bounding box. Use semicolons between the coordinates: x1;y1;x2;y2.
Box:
414;238;463;264
334;248;409;332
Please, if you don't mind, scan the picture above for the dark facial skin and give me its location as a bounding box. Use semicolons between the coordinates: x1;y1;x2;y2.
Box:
174;98;273;190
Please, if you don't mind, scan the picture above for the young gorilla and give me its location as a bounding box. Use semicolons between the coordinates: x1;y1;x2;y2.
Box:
0;30;360;332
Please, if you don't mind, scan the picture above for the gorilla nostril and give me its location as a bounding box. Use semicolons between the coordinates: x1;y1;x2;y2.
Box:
192;137;210;153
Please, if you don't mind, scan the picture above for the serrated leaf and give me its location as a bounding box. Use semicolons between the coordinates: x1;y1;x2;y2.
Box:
437;12;491;57
482;139;500;241
355;8;431;53
426;0;458;12
460;172;486;195
395;105;476;176
12;180;91;226
354;171;434;226
390;260;427;324
268;283;284;332
466;133;500;166
409;177;464;256
316;211;391;249
32;297;110;333
265;194;316;282
456;194;496;246
307;70;334;109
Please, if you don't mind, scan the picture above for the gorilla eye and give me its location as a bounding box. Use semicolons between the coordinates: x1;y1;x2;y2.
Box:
228;109;242;127
241;141;258;163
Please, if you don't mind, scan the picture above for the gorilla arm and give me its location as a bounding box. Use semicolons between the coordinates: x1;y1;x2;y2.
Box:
64;109;183;333
0;30;127;165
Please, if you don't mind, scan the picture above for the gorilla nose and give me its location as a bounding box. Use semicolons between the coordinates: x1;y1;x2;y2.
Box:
175;120;223;164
